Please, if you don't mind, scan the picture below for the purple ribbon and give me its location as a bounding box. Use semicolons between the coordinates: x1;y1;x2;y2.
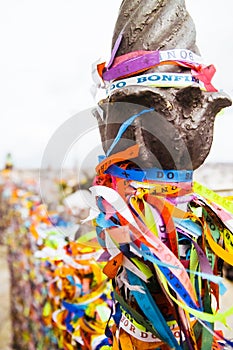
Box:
103;51;160;81
177;227;214;276
106;32;123;70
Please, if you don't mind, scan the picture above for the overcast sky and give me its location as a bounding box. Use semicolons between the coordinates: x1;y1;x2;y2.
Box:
0;0;233;169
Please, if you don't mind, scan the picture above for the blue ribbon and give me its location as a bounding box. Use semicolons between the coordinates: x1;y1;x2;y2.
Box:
106;164;193;182
106;108;154;156
127;269;183;349
139;243;201;311
66;275;82;288
174;217;202;237
95;337;112;350
65;311;73;332
62;300;86;316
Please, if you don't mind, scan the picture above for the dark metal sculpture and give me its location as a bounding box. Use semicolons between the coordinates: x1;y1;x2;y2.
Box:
94;0;231;170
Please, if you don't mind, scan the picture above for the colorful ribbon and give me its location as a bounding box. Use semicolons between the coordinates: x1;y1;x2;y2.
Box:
92;158;233;349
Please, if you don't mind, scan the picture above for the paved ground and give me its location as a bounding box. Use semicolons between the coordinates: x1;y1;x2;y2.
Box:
0;245;12;350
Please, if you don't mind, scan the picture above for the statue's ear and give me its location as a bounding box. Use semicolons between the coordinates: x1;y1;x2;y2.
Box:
176;85;232;119
203;91;232;117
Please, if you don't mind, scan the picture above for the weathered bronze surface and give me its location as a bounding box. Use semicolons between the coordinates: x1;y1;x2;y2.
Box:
94;0;232;170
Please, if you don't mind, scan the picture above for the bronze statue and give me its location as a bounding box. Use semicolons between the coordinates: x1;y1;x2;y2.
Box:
94;0;231;170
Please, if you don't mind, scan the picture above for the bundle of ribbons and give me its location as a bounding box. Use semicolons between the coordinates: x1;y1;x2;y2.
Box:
2;178;114;350
94;47;218;94
90;38;233;348
35;227;114;350
29;198;114;350
3;185;58;349
90;154;233;350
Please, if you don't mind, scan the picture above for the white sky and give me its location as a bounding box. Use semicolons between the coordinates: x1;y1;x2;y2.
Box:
0;0;233;169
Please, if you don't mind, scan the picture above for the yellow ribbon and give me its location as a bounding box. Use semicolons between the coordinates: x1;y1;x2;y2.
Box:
193;182;233;215
204;221;233;266
156;267;233;326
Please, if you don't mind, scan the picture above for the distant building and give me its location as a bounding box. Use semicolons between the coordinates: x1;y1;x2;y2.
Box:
5;153;13;170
